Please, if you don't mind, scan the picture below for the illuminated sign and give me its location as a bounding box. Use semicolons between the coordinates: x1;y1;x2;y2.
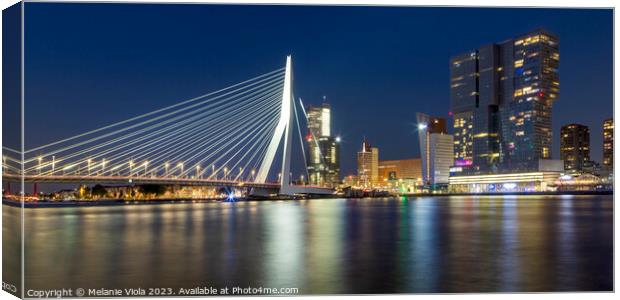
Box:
450;167;463;173
455;159;473;166
503;183;517;190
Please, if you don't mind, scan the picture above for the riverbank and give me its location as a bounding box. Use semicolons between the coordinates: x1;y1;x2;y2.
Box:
397;190;613;197
2;190;613;208
2;198;224;208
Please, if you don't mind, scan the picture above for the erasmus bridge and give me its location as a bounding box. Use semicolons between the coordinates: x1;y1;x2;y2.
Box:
2;56;333;196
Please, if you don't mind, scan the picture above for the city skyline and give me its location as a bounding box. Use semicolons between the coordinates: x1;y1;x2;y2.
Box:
1;4;614;296
9;4;613;178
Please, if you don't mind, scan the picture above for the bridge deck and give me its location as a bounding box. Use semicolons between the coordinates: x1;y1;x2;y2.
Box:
2;174;334;194
3;174;279;189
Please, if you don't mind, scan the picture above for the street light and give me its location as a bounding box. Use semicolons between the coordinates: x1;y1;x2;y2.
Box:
196;165;201;178
143;161;149;177
87;158;92;176
178;162;184;177
164;162;170;177
38;157;43;175
51;156;56;175
101;159;106;176
238;167;243;181
251;169;256;181
223;167;228;180
129;160;134;177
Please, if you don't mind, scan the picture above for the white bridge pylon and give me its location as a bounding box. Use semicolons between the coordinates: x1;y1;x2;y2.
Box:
255;56;331;195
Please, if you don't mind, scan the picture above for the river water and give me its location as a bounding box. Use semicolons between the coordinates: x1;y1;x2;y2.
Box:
3;195;613;294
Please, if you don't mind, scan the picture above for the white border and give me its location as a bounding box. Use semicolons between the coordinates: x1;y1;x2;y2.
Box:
0;1;616;300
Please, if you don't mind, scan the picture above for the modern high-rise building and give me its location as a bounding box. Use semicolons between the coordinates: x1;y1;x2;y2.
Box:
307;102;331;138
306;103;340;187
416;113;454;186
501;32;560;172
429;134;455;185
451;47;498;172
450;29;559;174
560;124;590;172
357;138;379;187
603;118;613;168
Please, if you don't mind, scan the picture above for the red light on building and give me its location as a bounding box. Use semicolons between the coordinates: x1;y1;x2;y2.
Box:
539;92;545;97
448;111;453;116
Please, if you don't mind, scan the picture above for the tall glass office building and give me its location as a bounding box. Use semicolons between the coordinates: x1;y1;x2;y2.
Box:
603;118;614;168
560;123;590;172
306;103;340;187
450;29;559;174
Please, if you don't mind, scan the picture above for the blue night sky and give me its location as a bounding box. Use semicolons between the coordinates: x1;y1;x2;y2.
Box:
19;3;613;177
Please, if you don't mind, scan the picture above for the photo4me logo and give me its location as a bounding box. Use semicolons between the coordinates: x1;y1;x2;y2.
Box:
176;286;299;296
231;286;299;295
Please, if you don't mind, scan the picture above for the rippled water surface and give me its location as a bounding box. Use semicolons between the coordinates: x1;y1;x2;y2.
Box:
3;195;613;294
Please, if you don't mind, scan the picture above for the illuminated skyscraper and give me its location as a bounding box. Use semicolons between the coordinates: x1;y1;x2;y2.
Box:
357;138;379;187
560;124;590;172
450;29;559;174
451;48;496;172
416;113;454;186
307;102;331;138
306;102;340;186
501;31;559;172
603;118;613;168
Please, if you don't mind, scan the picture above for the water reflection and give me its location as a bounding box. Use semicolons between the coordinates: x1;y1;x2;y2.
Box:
408;197;440;292
263;201;305;289
304;199;344;293
499;196;520;291
5;195;612;294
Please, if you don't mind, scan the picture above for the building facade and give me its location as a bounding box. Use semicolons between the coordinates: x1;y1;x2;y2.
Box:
416;113;453;186
449;171;562;193
306;103;340;187
450;45;501;173
357;138;379;187
450;29;559;174
560;123;590;172
378;158;422;182
429;134;454;185
603;118;613;168
449;159;564;193
501;32;559;172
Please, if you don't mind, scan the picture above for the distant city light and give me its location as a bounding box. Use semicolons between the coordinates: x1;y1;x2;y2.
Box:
226;192;235;202
503;183;517;190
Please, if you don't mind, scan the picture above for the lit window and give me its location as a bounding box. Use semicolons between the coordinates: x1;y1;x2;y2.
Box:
514;59;524;68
